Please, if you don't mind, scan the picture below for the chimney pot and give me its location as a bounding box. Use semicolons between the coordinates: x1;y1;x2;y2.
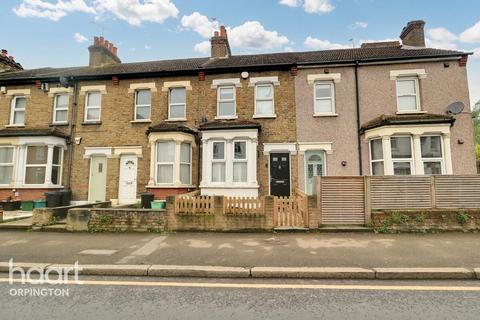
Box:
220;26;227;38
99;36;105;45
8;56;14;62
94;36;99;45
112;46;118;55
214;31;219;37
104;40;110;49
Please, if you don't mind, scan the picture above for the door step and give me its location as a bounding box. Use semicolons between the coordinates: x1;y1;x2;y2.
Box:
317;225;371;233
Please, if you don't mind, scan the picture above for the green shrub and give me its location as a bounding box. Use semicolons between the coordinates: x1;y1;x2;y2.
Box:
456;212;472;225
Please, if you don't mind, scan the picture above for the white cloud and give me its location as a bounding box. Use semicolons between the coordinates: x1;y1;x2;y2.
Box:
279;0;334;14
278;0;301;7
460;21;480;44
13;0;178;26
144;44;151;49
472;48;480;60
181;12;219;38
13;0;95;21
425;27;458;50
304;36;350;50
73;32;88;43
228;21;290;50
350;21;368;29
194;41;210;54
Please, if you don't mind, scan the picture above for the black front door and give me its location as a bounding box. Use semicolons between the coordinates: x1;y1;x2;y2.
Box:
270;153;291;197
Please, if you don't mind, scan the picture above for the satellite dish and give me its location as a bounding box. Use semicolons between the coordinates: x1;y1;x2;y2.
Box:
446;101;465;115
59;76;70;88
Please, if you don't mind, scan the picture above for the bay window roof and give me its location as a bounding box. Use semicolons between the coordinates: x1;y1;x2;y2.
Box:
360;113;455;134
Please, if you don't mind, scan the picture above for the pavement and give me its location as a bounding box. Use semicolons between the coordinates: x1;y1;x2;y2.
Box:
0;231;480;280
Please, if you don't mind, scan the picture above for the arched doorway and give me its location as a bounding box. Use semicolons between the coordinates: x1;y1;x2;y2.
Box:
305;151;325;195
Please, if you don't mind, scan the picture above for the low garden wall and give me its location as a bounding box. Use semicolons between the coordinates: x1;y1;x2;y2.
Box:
372;209;480;233
32;201;111;227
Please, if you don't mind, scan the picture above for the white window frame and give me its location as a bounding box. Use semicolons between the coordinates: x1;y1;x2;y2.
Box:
53;93;69;124
0;146;14;186
24;145;48;185
134;89;152;121
304;150;326;194
180;142;192;185
369;138;385;176
254;83;275;118
10;96;26;126
390;136;414;175
313;81;335;116
168;87;187;121
396;76;421;113
155;141;175;185
84;91;102;122
51;146;63;185
211;141;226;183
233;140;248;183
420;135;445;175
217;86;237;119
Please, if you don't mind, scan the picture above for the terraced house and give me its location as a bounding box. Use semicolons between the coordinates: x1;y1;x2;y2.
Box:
0;21;476;204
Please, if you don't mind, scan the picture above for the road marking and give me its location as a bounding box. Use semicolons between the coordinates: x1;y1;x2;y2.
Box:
78;250;118;256
116;236;167;264
1;278;480;291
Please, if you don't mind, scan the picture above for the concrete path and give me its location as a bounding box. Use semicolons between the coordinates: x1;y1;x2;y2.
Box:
0;231;479;268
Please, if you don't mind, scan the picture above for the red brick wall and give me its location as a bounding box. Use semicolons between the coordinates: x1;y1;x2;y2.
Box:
0;188;62;201
146;187;195;200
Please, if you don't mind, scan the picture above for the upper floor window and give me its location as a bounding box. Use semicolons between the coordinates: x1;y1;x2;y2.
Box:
10;96;26;125
254;84;274;117
217;86;236;118
233;141;247;182
53;94;69;124
212;141;226;182
156;141;175;184
390;136;413;175
314;82;335;115
169;88;186;120
135;89;151;121
369;139;384;176
396;77;420;112
421;136;443;175
85;92;101;122
0;147;14;185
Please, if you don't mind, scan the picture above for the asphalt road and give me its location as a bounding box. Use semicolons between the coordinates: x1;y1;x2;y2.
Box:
1;277;480;319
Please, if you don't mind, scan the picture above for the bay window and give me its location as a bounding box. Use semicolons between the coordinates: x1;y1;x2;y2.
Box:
314;82;335;115
169;88;186;120
0;147;14;185
212;141;226;182
233;141;247;182
217;86;236;118
53;94;69;124
421;136;444;175
369;139;384;176
85;92;101;122
156;141;175;184
135;89;151;121
254;84;274;116
10;96;26;125
396;77;420;112
390;136;413;175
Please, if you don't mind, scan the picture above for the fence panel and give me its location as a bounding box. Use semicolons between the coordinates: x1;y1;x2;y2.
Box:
174;195;214;215
224;197;264;215
273;193;308;228
435;175;480;208
370;176;432;210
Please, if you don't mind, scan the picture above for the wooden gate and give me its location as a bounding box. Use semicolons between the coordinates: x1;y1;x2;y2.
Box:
273;190;309;228
319;177;365;225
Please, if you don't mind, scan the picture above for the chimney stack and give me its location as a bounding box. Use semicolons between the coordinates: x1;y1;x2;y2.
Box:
400;20;426;47
0;49;23;73
210;26;231;59
88;36;121;67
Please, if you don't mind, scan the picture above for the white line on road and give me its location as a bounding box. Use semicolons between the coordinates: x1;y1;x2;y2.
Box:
116;236;167;264
1;278;480;292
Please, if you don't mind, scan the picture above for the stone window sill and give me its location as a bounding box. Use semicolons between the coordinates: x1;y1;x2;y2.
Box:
130;120;152;124
313;113;338;117
82;121;102;125
253;114;277;119
49;122;69;127
396;110;427;115
165;118;187;122
214;116;238;120
5;124;25;128
146;185;196;189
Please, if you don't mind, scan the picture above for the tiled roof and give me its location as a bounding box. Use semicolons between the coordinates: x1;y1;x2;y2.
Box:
360;113;455;133
199;120;261;131
0;127;69;138
147;122;198;135
0;46;467;82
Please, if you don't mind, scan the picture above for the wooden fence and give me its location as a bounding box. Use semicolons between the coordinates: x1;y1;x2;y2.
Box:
273;189;309;228
174;195;215;215
224;197;264;215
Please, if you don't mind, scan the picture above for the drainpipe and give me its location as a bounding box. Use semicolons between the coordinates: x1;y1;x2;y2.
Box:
66;78;78;189
354;61;363;175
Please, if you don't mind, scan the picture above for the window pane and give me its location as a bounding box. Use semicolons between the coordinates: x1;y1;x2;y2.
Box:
393;162;411;175
212;163;225;182
56;94;69;109
180;143;190;163
421;136;442;158
51;166;60;185
25;167;46;184
397;79;416;96
15;97;26;109
0;148;13;163
370;139;383;160
219;87;234;100
233;162;247;182
372;161;384;176
87;92;101;107
55;110;68;122
13;111;24;124
157;164;173;183
424;162;442;175
180;164;191;185
256;85;272;98
136;106;151;120
169;104;185;119
315;84;332;98
0;166;13;184
170;88;186;104
136;90;151;106
398;96;417;111
213;142;224;160
315;99;332;113
53;147;61;165
157;141;175;162
234;141;246;159
256;100;273;115
27;146;47;164
86;108;100;121
391;137;412;158
219;101;235;116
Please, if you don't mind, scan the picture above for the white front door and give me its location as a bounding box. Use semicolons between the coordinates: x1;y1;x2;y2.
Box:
118;155;138;204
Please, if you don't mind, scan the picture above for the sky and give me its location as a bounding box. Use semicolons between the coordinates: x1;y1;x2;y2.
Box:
1;0;479;106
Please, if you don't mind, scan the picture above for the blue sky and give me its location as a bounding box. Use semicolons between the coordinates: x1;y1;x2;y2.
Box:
1;0;479;106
